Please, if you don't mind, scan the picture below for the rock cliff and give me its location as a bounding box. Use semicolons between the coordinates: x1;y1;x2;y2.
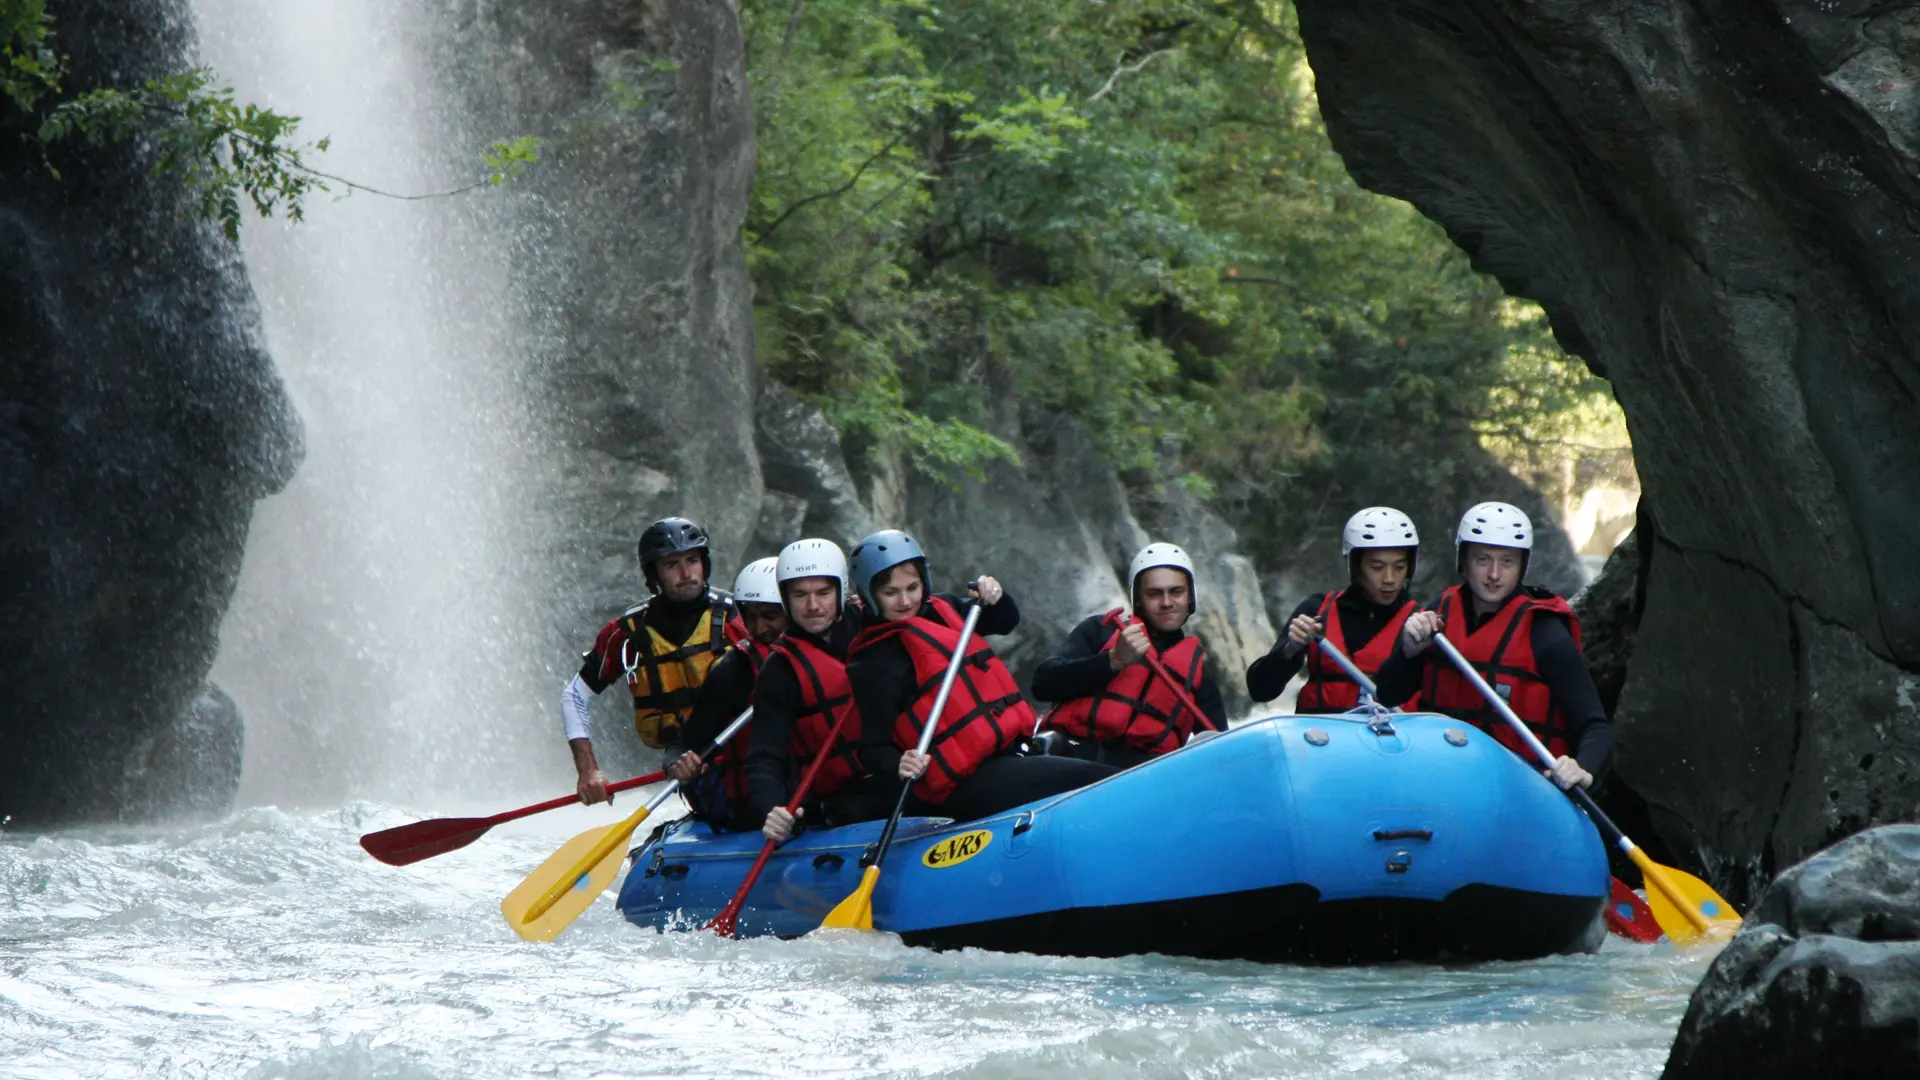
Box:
1294;0;1920;904
0;0;300;826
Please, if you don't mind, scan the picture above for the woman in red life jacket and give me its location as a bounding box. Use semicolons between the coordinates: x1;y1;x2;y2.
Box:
663;557;785;832
743;539;893;844
844;530;1116;823
1032;543;1228;768
1373;502;1613;791
1246;507;1421;713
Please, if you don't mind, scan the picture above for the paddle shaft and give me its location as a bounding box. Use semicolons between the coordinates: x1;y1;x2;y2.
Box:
706;689;868;936
1119;614;1222;734
522;707;754;925
866;602;984;874
1429;634;1714;934
1312;636;1379;705
494;770;667;827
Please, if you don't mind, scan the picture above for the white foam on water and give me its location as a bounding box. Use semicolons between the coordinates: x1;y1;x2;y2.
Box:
2;809;1715;1079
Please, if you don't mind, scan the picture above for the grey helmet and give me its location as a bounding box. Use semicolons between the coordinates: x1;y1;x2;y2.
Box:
849;529;928;611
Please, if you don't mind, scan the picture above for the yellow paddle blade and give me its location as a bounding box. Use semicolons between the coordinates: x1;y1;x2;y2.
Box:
1631;849;1742;944
817;864;880;932
501;809;649;942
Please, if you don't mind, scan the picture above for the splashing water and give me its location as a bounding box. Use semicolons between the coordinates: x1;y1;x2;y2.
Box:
195;0;570;808
0;802;1713;1079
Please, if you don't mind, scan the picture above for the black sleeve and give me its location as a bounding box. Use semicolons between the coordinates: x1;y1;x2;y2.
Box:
1245;595;1324;703
678;650;754;759
848;638;916;778
1193;663;1229;732
1532;615;1614;774
1030;615;1117;703
940;590;1020;636
743;657;804;826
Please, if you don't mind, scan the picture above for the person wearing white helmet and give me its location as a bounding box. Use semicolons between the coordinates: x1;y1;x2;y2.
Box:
659;557;787;831
1033;543;1228;767
1247;507;1421;712
1376;501;1613;791
745;539;899;843
561;516;734;807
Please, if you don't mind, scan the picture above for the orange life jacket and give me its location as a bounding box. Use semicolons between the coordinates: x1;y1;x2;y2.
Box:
1296;591;1418;714
851;596;1032;805
1420;585;1582;760
1041;608;1206;756
768;633;866;800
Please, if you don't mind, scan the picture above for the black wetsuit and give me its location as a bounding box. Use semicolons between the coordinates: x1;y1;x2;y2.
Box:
1244;590;1410;705
1031;612;1229;769
666;647;759;831
848;592;1117;821
1373;592;1615;775
739;616;898;830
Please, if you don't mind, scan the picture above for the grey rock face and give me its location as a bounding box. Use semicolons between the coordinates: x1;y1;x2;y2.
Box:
1663;826;1920;1078
1293;0;1920;903
0;0;300;825
753;381;875;553
445;0;763;612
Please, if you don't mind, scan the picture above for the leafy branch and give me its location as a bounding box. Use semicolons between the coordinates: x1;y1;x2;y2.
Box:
5;4;540;240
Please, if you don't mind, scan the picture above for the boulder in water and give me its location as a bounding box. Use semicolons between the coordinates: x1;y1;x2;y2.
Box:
1663;825;1920;1078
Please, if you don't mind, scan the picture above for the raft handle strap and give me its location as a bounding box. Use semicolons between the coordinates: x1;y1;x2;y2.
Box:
1372;828;1432;842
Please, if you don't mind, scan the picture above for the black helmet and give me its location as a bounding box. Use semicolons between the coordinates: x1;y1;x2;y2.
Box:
638;517;711;593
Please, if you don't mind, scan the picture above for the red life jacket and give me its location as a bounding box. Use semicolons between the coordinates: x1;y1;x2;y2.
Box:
768;633;866;799
710;618;773;809
1041;608;1206;756
1296;591;1418;714
851;596;1032;805
1420;585;1582;760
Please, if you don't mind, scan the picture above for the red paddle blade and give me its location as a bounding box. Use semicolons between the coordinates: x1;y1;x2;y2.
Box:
359;817;493;866
704;907;740;938
1605;876;1664;943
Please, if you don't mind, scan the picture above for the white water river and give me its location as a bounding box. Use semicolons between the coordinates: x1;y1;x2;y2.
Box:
3;796;1713;1079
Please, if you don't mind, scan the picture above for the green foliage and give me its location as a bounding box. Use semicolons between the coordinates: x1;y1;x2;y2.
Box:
744;0;1625;564
4;1;540;239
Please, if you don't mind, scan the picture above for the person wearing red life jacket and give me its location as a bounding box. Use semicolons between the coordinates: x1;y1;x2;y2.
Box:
660;557;785;831
1246;507;1421;712
845;530;1116;822
1374;501;1613;791
745;539;895;844
1032;543;1228;768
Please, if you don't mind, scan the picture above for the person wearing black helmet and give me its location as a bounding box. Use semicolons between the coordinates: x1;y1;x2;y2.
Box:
560;516;735;805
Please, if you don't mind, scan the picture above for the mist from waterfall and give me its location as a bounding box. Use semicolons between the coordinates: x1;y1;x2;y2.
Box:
196;0;574;806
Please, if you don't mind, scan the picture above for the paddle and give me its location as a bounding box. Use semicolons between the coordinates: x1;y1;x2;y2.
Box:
1121;614;1223;735
1428;633;1741;943
501;707;754;942
819;601;984;932
1316;635;1660;941
360;771;667;866
705;686;870;938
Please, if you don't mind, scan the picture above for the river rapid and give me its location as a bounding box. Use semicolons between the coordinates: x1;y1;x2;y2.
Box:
2;795;1712;1079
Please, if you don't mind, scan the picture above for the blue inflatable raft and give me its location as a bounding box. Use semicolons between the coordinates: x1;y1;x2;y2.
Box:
616;711;1610;962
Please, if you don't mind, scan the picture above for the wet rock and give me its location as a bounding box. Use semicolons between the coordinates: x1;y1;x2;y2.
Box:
0;0;301;826
753;381;875;552
1572;527;1642;718
445;0;763;606
1663;825;1920;1079
1293;0;1920;902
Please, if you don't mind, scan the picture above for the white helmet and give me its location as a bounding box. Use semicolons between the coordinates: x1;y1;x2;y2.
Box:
1128;542;1197;615
1341;507;1419;558
775;538;848;615
731;557;781;606
1455;502;1534;564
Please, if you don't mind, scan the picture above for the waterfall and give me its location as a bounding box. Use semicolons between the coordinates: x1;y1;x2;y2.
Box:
195;0;569;805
